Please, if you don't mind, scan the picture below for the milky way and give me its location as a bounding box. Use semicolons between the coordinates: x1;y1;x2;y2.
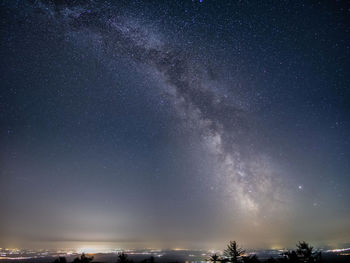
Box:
41;1;284;216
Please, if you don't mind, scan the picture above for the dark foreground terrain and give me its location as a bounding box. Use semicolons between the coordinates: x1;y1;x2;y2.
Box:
1;252;349;263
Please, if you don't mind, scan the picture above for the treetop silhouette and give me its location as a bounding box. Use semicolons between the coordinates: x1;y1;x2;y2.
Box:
223;241;246;263
117;252;132;263
209;253;220;263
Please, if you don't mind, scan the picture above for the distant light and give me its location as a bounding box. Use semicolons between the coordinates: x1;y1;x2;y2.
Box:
77;247;110;254
326;248;350;253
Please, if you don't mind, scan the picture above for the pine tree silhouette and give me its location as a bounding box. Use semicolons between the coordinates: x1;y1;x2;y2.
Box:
281;242;322;262
296;241;322;263
223;241;245;263
209;253;220;263
117;252;130;263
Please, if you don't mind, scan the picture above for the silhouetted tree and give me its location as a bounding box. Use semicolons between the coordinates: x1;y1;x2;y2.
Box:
242;254;260;263
296;241;313;262
117;252;130;263
53;257;67;263
281;250;299;263
296;241;322;262
223;241;245;263
281;242;322;263
72;253;94;263
209;253;220;263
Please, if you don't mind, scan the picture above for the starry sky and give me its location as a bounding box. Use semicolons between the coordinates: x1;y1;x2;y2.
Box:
1;0;350;250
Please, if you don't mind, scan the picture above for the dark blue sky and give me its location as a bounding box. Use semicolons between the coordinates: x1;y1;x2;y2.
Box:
1;0;349;250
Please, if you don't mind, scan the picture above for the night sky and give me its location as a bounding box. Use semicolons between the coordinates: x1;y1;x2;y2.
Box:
1;0;350;250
